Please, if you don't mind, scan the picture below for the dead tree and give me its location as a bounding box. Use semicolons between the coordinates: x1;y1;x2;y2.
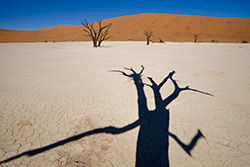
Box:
194;34;200;43
97;23;112;47
81;19;112;47
144;29;154;45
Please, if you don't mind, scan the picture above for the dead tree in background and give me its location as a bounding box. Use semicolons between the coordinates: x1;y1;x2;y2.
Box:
97;23;112;47
194;34;200;43
144;29;154;45
81;20;112;47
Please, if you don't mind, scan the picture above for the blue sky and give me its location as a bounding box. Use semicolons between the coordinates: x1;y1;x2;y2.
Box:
0;0;250;30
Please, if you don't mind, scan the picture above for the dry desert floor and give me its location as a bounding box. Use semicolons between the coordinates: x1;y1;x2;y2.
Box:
0;42;250;167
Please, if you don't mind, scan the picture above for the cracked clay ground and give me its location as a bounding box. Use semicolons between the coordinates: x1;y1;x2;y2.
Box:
0;42;250;166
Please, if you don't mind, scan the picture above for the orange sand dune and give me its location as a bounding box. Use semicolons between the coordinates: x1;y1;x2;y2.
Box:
1;13;250;43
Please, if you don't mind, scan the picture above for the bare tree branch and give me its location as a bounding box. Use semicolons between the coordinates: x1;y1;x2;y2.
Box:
194;34;200;43
144;29;154;45
81;19;112;47
98;23;112;47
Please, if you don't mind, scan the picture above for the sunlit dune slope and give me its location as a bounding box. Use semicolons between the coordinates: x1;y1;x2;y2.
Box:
1;13;250;43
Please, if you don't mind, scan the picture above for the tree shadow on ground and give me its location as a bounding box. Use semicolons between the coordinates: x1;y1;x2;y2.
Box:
0;66;212;167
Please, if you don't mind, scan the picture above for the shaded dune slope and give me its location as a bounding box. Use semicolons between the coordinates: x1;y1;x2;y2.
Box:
1;13;250;43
